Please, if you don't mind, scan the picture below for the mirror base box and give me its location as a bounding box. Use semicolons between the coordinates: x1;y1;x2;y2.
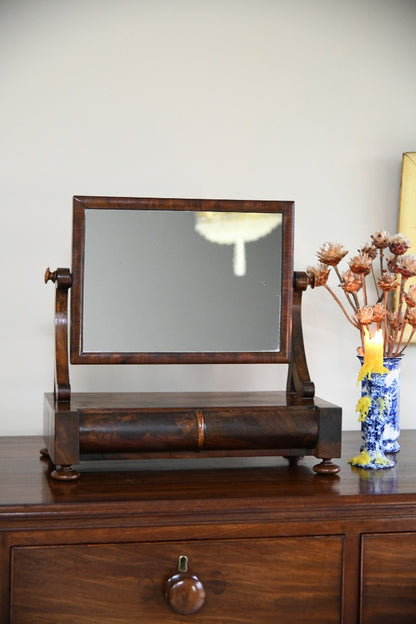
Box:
43;391;341;479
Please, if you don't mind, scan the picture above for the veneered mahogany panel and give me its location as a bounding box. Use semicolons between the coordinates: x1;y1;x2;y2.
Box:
360;532;416;623
11;536;343;624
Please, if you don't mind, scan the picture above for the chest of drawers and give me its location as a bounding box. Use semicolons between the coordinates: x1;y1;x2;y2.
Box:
1;433;416;623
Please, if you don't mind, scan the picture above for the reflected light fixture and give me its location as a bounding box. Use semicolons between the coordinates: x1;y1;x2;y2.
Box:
195;212;282;276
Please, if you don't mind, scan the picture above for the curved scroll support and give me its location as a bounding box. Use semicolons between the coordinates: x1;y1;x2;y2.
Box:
286;271;315;398
45;267;72;402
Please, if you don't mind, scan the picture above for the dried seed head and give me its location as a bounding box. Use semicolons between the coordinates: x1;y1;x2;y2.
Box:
340;270;362;293
388;311;404;331
316;242;348;266
355;306;374;325
348;253;372;275
372;302;386;323
395;254;416;278
377;271;399;292
371;230;390;249
307;264;331;287
361;243;378;260
404;284;416;308
387;255;398;273
405;308;416;328
389;233;411;256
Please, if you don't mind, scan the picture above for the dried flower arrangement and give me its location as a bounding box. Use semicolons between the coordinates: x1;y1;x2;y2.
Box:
307;231;416;363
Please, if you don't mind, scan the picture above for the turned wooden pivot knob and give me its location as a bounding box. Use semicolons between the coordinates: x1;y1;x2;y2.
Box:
44;267;72;288
165;555;205;615
44;267;57;284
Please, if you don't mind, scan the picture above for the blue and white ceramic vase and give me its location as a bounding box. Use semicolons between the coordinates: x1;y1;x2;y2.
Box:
350;356;401;470
379;357;402;453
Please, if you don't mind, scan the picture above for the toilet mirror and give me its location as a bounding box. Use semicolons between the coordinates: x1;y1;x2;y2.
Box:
70;196;294;364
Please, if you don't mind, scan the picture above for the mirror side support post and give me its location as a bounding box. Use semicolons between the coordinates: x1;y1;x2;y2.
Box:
286;271;315;398
45;267;72;402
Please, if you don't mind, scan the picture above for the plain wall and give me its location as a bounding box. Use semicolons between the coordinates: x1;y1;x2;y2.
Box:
1;0;416;435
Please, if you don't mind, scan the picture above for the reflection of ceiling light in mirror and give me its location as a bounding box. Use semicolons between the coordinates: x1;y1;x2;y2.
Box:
195;212;282;276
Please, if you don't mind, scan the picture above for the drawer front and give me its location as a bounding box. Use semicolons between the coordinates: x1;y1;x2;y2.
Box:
361;532;416;624
11;536;342;624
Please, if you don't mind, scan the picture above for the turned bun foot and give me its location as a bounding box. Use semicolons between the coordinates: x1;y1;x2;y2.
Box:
285;455;304;467
51;466;80;481
313;458;341;475
39;448;50;459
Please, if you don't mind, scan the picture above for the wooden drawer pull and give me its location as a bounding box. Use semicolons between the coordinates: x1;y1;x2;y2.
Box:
165;555;206;615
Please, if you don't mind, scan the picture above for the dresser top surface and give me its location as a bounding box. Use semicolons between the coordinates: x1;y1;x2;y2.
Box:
0;432;415;520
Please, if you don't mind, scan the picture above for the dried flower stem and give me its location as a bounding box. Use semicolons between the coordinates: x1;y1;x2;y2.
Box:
361;275;368;306
396;326;416;356
393;319;407;357
359;325;365;353
371;266;380;299
334;266;357;311
383;291;389;356
390;275;407;355
379;248;385;275
323;284;360;329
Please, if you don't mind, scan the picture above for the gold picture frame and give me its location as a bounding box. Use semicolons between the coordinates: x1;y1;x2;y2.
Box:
398;152;416;342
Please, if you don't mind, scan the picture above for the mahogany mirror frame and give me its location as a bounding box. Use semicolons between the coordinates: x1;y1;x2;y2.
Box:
69;196;294;365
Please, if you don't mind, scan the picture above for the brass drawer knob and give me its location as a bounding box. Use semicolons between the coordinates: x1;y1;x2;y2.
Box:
165;555;205;615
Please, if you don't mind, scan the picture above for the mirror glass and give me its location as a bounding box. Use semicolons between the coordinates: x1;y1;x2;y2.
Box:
70;198;293;364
